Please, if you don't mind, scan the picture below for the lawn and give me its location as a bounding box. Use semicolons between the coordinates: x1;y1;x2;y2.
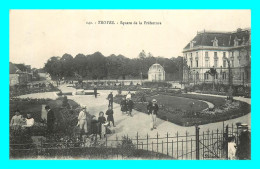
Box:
148;95;208;112
114;91;251;126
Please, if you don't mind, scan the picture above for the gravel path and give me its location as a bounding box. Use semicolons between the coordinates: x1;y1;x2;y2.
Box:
17;85;251;138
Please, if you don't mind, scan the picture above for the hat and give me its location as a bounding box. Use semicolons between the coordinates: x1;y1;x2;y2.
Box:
81;105;87;109
152;99;157;103
45;106;50;110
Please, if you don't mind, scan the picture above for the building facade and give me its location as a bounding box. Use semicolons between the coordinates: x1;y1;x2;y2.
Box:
148;63;165;81
183;28;251;86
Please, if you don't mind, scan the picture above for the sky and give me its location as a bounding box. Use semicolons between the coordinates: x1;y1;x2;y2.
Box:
9;10;251;68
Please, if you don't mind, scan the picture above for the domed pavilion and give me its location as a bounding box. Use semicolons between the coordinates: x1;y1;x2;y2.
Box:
148;63;165;81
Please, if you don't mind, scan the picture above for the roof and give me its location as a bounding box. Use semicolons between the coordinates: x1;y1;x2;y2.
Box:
183;28;251;50
149;63;165;72
9;62;21;74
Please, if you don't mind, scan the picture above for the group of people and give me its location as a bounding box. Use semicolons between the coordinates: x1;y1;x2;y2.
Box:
120;92;134;117
10;110;35;133
10;106;56;135
77;105;115;139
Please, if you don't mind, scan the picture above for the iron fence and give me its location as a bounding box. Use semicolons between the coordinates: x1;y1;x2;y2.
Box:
10;122;249;160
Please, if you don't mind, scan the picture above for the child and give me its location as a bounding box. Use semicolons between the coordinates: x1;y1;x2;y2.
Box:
228;136;237;160
106;106;115;127
90;115;98;140
98;111;106;139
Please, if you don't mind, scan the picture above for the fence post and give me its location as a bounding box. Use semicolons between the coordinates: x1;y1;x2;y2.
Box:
225;125;229;159
137;132;139;150
195;125;200;160
177;131;179;159
166;132;169;156
157;132;159;153
147;133;149;151
186;131;188;159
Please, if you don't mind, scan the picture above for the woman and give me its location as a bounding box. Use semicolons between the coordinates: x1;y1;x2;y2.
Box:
98;111;106;139
78;106;88;136
120;97;127;114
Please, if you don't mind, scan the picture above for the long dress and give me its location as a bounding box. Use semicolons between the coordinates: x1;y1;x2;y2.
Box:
98;116;106;136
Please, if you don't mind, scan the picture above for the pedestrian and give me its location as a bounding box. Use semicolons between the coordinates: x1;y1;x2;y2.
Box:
77;106;88;137
10;109;23;130
22;113;35;135
126;98;134;117
106;106;115;127
107;91;113;108
94;85;98;98
120;97;127;114
45;106;56;135
22;113;35;128
98;111;106;139
228;136;237;160
91;115;99;140
148;99;159;130
126;91;131;100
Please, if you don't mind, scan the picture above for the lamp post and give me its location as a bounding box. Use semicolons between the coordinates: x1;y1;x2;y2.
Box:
140;72;143;85
193;70;196;86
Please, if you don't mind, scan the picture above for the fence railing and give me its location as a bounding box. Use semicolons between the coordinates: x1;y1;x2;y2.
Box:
10;122;249;160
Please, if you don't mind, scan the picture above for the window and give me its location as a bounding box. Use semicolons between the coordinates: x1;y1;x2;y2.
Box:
205;52;208;57
191;60;193;67
222;72;226;80
196;72;199;80
223;60;226;68
215;73;218;79
231;60;234;67
223;52;226;58
196;52;198;57
214;52;218;58
196;60;199;67
205;60;209;67
214;59;218;67
204;73;209;80
213;37;218;47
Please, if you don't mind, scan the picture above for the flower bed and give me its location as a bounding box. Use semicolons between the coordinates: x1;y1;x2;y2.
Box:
114;91;251;126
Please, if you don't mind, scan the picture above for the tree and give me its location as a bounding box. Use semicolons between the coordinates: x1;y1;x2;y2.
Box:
61;53;74;79
44;56;63;85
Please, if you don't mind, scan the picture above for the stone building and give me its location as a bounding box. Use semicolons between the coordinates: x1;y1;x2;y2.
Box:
182;28;251;86
148;63;165;81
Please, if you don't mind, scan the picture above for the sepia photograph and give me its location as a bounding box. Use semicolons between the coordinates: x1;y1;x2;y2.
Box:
9;10;251;160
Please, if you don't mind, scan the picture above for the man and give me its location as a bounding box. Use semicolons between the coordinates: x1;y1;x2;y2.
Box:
94;85;98;98
45;106;55;134
106;106;115;127
78;106;88;137
107;91;113;108
126;98;134;117
148;99;159;130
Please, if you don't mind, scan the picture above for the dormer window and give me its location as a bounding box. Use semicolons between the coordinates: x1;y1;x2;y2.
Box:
212;37;218;47
242;37;246;45
234;36;240;47
190;41;196;48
